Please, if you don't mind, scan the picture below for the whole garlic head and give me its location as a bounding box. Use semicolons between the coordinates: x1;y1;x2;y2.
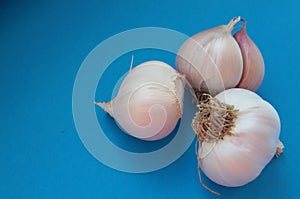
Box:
96;61;185;141
193;88;281;187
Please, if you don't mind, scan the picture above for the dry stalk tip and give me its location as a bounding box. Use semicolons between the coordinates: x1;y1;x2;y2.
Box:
276;140;284;158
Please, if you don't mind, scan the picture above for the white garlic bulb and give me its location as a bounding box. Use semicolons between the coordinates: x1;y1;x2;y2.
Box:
176;17;243;95
96;61;185;141
192;88;281;187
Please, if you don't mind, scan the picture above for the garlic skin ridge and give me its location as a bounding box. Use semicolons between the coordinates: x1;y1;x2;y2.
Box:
198;88;281;187
176;17;243;95
96;61;185;141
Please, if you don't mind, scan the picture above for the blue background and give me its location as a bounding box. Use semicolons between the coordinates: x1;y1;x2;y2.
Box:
1;0;299;198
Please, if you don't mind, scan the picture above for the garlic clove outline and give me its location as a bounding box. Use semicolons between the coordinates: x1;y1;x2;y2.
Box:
96;61;185;141
234;19;265;91
176;17;243;95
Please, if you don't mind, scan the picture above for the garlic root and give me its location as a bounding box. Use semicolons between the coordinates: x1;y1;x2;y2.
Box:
192;92;238;142
193;92;239;195
197;152;220;195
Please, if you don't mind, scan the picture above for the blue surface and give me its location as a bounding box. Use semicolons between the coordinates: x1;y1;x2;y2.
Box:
1;0;299;198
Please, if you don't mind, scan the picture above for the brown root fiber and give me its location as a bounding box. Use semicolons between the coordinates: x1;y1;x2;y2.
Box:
192;90;238;195
192;91;238;143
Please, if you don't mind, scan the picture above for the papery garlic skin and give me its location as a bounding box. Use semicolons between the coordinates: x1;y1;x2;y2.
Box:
96;61;185;141
234;20;265;91
176;17;243;95
199;88;280;187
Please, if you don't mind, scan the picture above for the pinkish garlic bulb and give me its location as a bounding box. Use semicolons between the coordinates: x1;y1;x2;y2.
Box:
95;61;185;141
176;17;243;95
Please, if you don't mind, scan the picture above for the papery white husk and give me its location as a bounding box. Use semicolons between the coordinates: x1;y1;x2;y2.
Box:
176;17;243;95
199;88;280;187
97;61;185;141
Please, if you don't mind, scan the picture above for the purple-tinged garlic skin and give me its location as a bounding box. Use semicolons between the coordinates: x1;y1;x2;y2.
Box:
234;20;265;91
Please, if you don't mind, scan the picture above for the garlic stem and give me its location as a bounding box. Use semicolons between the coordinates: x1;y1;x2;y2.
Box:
240;18;246;30
226;16;241;32
236;18;247;35
95;101;113;117
276;140;284;157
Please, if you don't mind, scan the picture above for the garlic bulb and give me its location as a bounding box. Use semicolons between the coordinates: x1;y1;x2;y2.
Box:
176;17;243;95
96;61;185;141
192;88;282;187
234;19;265;91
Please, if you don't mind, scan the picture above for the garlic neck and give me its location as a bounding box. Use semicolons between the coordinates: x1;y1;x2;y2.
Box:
192;91;238;143
226;16;241;32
